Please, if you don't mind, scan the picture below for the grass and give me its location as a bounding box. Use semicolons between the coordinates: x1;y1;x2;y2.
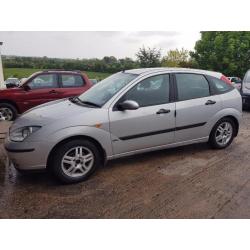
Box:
3;68;111;80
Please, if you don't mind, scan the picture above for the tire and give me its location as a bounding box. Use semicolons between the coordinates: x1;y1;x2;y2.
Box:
0;103;18;121
209;117;236;149
243;104;250;111
51;139;102;184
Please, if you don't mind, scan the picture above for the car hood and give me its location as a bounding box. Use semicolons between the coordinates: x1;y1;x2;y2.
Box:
12;98;101;128
0;87;20;93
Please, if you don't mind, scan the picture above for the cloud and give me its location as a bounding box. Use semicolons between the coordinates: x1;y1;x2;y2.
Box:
0;31;200;59
133;31;180;37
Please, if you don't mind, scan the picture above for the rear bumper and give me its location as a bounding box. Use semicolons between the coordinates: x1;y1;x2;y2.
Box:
241;93;250;107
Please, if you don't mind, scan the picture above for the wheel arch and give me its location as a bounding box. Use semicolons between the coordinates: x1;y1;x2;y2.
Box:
210;115;239;138
0;99;20;113
46;135;107;169
223;115;239;137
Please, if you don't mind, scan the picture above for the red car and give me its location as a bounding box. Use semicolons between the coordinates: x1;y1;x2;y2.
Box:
0;70;93;121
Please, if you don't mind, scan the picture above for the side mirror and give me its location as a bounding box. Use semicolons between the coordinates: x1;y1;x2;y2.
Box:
117;100;139;111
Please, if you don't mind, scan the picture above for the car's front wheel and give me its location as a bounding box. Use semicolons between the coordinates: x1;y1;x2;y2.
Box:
51;139;101;184
209;117;236;149
0;103;17;121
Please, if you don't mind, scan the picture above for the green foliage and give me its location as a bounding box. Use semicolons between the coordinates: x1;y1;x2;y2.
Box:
162;48;190;67
190;31;250;77
3;68;111;80
136;46;161;67
2;55;139;75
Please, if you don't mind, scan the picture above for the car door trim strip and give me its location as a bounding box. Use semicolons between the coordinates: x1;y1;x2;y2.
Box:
119;122;206;140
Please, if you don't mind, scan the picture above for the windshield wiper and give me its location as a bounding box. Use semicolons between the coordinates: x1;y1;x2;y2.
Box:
69;97;100;107
69;96;81;103
80;100;101;108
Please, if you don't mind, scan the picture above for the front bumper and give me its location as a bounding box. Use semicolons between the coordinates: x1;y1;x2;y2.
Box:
4;137;49;171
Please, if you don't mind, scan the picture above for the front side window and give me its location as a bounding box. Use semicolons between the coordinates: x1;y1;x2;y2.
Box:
123;74;170;107
61;74;84;87
78;72;138;107
176;73;210;101
28;74;58;89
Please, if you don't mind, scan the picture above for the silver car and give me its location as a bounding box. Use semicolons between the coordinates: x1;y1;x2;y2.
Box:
5;68;242;183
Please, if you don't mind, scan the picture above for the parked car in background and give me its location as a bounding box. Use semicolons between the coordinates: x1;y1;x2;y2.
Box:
0;70;92;121
4;78;20;88
228;76;242;90
5;68;242;184
241;70;250;109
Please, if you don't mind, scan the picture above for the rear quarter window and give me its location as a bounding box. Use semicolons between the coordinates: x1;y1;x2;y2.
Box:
208;76;234;94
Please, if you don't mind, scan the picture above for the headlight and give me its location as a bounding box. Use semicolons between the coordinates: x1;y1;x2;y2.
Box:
10;126;41;142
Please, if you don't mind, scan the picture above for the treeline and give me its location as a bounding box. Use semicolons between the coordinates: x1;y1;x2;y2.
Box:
2;47;194;73
2;55;140;73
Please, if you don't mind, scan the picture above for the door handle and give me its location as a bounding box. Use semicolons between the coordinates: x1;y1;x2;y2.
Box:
205;100;216;105
156;108;171;114
49;89;58;94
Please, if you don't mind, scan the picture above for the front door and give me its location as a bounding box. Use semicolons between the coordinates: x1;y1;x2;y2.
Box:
20;73;61;111
109;74;176;155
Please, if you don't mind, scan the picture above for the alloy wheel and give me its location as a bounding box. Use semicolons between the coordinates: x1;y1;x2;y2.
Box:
0;107;13;121
61;146;94;178
215;121;233;147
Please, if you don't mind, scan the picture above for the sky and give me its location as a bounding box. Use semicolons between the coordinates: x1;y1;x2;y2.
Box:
0;31;201;59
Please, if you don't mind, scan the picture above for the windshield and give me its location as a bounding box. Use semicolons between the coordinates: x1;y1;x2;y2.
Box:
78;72;138;106
19;72;40;87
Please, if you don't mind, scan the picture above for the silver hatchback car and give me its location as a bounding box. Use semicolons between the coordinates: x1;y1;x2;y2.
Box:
5;68;242;183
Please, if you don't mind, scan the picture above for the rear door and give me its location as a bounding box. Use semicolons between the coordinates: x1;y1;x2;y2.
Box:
20;73;61;111
109;73;176;155
174;73;222;142
57;73;88;98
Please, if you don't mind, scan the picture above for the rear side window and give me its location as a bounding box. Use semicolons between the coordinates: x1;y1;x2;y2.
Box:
209;76;234;93
175;73;210;101
123;74;170;107
61;74;84;88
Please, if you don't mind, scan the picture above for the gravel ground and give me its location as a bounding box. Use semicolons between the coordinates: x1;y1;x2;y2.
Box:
0;113;250;218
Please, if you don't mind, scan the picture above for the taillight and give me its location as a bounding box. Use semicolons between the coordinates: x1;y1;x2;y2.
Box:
221;75;232;85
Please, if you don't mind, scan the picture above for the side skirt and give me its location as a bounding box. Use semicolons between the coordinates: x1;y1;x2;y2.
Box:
107;137;209;160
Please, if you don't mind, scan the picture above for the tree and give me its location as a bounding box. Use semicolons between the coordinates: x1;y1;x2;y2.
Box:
162;48;190;67
136;46;161;67
190;31;250;77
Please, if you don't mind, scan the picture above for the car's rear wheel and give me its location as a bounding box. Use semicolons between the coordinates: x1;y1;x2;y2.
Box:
209;117;236;149
0;103;17;121
51;139;101;184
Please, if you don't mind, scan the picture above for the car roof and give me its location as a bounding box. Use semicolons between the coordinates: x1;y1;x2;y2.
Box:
39;70;83;74
125;67;222;78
